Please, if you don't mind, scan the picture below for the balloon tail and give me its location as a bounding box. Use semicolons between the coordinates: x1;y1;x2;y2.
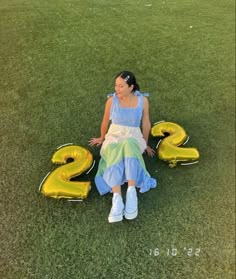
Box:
156;139;162;149
86;160;96;174
39;172;51;192
183;136;190;145
56;143;74;150
181;161;199;166
153;120;165;125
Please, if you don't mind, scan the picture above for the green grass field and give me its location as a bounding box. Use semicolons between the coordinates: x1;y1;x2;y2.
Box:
1;0;235;278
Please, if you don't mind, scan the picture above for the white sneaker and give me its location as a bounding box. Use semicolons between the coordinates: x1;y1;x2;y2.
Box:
124;186;138;220
108;193;124;223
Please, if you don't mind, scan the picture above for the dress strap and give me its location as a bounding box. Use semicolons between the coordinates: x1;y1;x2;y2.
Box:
107;91;148;112
108;93;118;120
134;91;149;110
107;92;115;98
138;93;143;110
107;90;150;98
134;90;150;97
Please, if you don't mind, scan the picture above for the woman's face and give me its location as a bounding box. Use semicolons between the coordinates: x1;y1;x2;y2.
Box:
115;77;133;98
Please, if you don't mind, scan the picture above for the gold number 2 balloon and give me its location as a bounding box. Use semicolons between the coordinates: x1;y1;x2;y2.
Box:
40;145;94;199
151;121;200;167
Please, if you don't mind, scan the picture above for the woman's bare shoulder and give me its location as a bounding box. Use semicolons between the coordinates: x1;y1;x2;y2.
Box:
143;96;149;106
106;95;113;104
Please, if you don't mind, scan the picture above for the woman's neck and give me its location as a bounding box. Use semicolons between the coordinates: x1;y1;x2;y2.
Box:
118;94;138;108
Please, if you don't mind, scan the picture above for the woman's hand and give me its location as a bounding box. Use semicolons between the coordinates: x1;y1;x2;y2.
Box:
145;146;156;157
89;137;104;147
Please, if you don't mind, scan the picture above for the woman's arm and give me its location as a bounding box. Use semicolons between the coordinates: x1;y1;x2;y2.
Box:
100;97;112;140
142;97;151;143
142;97;155;157
89;97;112;146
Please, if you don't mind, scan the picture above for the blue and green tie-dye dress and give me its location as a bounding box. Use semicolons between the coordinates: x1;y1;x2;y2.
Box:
95;91;157;195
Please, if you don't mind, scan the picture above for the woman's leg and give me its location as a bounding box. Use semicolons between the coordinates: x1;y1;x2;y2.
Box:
128;180;136;187
112;185;122;194
108;185;124;223
125;180;138;220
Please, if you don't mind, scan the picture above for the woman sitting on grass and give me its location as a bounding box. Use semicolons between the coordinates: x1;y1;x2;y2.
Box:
89;70;157;223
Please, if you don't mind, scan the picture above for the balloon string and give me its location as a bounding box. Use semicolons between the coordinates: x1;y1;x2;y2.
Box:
153;120;165;125
181;161;199;166
86;160;96;174
183;136;190;145
156;139;162;149
38;172;51;192
56;143;74;150
67;199;83;202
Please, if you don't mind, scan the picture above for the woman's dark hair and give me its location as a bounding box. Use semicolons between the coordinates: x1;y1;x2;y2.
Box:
115;70;140;92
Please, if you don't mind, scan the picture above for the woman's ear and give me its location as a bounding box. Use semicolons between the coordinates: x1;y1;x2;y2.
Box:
129;84;134;92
